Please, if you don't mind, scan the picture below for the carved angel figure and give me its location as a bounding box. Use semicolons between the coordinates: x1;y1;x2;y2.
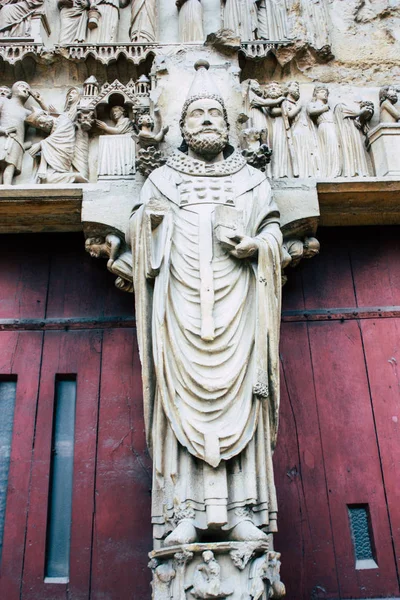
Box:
0;0;43;38
176;0;204;43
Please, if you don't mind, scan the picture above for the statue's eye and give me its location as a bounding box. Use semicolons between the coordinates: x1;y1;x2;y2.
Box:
190;110;204;118
209;110;222;117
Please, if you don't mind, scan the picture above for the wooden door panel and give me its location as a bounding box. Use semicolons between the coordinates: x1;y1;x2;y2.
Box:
275;322;339;599
308;320;399;598
361;318;400;580
22;330;102;600
0;332;43;600
91;329;152;600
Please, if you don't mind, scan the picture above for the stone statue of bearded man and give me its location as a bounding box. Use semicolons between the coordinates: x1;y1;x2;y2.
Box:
129;61;283;550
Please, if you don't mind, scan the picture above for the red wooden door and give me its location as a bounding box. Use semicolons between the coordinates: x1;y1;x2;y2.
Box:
0;229;399;600
275;226;400;599
0;234;152;600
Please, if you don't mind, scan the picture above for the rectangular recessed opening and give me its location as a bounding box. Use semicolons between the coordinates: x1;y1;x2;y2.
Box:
45;376;77;582
0;378;17;564
348;504;378;570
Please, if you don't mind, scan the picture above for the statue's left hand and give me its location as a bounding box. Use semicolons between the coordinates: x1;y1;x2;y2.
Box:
28;142;41;157
230;235;259;259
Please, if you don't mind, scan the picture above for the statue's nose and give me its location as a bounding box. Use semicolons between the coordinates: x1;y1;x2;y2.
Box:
202;118;212;125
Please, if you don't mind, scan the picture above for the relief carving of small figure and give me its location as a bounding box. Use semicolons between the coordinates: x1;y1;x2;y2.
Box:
256;0;289;40
379;85;400;123
176;0;204;43
335;100;374;177
282;81;320;178
87;0;128;43
96;106;135;178
0;81;46;185
85;234;133;292
134;108;168;177
151;561;176;600
260;81;291;178
27;108;87;184
222;0;258;41
189;551;233;599
0;0;43;38
307;84;341;178
130;0;156;42
58;0;88;44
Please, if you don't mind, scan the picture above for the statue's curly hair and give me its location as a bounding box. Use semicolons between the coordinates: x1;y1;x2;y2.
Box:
379;85;397;105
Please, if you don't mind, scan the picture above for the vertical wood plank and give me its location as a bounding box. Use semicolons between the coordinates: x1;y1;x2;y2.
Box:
0;332;43;600
22;331;102;600
91;328;152;600
308;320;399;598
275;322;339;599
361;318;400;582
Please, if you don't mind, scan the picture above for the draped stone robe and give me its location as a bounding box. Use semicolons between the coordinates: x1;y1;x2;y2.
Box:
129;151;282;545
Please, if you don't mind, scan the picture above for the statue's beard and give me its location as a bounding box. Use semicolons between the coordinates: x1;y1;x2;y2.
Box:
182;126;229;159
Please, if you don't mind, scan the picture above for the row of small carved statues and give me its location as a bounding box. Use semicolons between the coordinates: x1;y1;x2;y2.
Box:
0;81;167;185
0;0;330;49
241;81;400;179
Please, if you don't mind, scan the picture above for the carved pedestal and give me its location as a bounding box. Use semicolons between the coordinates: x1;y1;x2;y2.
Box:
149;542;285;600
368;123;400;177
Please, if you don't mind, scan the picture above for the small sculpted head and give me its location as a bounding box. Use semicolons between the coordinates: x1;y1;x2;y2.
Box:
65;87;80;108
379;85;398;106
180;96;229;159
286;81;300;101
202;551;214;564
313;84;329;103
0;86;11;98
85;237;109;259
110;105;126;122
138;113;154;130
265;81;284;100
12;81;30;102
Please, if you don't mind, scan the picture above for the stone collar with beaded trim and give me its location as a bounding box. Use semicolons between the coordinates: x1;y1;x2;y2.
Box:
166;149;247;177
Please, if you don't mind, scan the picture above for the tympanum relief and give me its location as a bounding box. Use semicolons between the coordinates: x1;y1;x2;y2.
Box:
240;79;376;179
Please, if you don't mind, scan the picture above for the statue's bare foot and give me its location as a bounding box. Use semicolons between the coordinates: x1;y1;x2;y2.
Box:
164;519;198;547
228;520;268;542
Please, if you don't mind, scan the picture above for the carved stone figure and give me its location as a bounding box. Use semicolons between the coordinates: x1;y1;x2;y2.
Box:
379;85;400;123
130;0;156;42
88;0;128;43
176;0;204;42
190;551;233;599
58;0;88;43
260;81;290;178
0;0;43;38
300;0;330;50
134;108;169;177
0;81;36;185
282;81;320;178
27;109;87;184
150;560;176;600
63;86;90;181
85;234;133;292
257;0;288;40
307;84;341;178
129;61;282;552
0;86;11;98
335;101;374;177
96;106;136;178
222;0;258;41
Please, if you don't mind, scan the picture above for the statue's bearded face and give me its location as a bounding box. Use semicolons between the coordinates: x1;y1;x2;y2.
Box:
265;83;283;100
387;86;398;104
182;98;229;159
288;82;300;101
